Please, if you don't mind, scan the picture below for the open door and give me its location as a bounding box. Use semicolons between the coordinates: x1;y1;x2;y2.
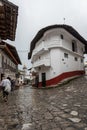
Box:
42;73;46;87
35;75;39;87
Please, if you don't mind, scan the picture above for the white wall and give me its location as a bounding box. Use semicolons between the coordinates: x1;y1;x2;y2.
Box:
32;28;85;82
62;31;84;56
60;48;84;73
50;48;61;77
38;48;62;82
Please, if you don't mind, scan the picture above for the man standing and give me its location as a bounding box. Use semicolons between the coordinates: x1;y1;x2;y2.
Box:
0;76;11;102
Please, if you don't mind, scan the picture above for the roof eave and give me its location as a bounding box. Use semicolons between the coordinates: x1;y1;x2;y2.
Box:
29;24;87;59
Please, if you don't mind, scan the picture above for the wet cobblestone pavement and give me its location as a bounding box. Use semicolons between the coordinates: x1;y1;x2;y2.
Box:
0;76;87;130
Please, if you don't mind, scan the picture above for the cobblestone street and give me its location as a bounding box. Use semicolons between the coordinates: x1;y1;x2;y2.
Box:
0;76;87;130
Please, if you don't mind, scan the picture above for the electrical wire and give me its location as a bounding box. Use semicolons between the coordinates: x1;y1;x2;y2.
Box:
17;50;28;53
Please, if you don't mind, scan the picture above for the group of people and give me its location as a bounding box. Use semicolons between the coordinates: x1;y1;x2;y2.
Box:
0;76;15;102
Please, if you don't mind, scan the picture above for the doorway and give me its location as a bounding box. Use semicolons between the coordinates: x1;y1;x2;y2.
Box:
35;75;39;88
41;73;46;87
0;73;4;81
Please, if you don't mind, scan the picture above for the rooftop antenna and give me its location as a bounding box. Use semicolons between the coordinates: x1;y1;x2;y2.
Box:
63;18;66;24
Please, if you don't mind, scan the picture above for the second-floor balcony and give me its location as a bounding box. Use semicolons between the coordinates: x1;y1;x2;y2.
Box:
3;63;17;72
32;41;48;58
31;40;62;61
32;58;51;68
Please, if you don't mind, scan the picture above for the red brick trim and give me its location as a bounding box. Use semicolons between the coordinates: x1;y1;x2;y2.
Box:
39;70;84;87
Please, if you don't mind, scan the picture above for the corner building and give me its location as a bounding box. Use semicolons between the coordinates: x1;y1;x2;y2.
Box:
28;25;87;88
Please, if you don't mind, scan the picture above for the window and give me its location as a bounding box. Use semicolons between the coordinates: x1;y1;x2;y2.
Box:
39;67;41;70
6;59;7;64
64;53;68;58
72;40;77;52
81;59;83;63
60;34;63;39
81;48;84;54
39;56;41;59
74;57;78;61
2;56;4;67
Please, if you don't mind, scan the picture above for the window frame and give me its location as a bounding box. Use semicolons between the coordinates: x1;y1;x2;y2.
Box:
72;40;77;52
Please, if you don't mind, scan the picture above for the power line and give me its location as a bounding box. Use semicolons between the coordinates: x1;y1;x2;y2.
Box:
63;18;66;24
17;50;28;53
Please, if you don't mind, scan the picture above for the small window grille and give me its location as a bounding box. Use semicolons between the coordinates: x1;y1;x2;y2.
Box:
74;57;78;61
64;53;68;58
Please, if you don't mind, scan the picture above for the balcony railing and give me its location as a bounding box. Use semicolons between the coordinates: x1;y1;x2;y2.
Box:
3;63;17;72
47;40;62;48
32;42;48;58
32;58;50;68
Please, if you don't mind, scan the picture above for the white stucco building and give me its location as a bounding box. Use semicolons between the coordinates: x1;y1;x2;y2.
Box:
28;24;87;88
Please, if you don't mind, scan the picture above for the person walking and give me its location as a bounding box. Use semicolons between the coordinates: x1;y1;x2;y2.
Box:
0;76;11;102
11;79;15;91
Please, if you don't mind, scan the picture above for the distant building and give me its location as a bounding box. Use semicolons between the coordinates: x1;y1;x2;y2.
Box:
0;41;21;80
84;54;87;67
17;66;30;86
28;24;87;88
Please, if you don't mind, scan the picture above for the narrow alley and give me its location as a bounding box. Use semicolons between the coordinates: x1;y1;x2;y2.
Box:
0;76;87;130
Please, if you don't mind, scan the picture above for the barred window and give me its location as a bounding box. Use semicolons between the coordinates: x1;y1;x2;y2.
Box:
64;53;68;58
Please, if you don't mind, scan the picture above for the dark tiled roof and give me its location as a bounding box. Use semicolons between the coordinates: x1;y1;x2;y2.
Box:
28;24;87;59
0;41;21;64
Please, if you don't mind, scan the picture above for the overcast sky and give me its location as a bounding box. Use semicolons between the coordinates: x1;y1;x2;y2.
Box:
7;0;87;69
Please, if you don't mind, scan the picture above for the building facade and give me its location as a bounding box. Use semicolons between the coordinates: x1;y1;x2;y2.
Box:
0;41;21;81
0;0;21;81
28;25;87;87
0;0;18;41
